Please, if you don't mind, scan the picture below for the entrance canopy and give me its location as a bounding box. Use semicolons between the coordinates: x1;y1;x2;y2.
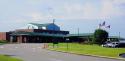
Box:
10;31;65;38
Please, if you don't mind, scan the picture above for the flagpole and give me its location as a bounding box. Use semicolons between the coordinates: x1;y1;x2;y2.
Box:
99;24;101;29
53;19;55;24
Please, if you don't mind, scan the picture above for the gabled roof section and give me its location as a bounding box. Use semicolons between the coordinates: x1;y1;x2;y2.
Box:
29;23;54;27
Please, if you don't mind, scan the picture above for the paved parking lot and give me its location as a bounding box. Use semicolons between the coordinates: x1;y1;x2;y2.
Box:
0;43;124;61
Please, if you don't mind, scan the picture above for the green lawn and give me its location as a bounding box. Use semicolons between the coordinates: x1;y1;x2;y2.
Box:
0;55;22;61
0;40;8;45
48;43;125;58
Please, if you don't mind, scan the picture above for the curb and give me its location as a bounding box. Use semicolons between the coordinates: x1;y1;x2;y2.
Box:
47;49;125;60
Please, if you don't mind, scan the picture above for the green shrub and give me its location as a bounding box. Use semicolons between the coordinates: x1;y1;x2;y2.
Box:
0;40;8;43
93;29;108;45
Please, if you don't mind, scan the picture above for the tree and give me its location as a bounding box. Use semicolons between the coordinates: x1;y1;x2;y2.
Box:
93;29;108;45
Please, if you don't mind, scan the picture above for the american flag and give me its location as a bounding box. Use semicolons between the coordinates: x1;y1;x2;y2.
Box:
98;21;111;29
106;25;110;29
102;21;105;26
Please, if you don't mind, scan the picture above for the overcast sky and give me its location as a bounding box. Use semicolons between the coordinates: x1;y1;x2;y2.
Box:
0;0;125;37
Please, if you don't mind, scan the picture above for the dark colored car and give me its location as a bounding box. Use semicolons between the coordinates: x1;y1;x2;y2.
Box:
115;43;125;48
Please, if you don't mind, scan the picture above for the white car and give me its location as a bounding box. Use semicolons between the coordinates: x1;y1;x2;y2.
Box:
102;42;119;48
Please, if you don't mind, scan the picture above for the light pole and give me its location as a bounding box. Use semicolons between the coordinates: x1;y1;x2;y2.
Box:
66;38;69;50
78;28;79;36
118;32;121;41
52;19;55;48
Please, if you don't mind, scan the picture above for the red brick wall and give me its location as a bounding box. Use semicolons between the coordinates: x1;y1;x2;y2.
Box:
15;29;34;32
0;32;7;40
0;32;11;41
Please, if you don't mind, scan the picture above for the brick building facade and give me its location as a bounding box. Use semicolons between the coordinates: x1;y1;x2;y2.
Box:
0;32;11;41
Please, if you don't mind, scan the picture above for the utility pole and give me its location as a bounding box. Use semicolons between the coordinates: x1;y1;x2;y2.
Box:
119;32;120;41
52;19;56;48
77;28;80;43
66;38;69;50
78;28;79;36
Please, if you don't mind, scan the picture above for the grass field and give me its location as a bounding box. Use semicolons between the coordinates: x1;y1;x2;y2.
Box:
0;55;22;61
48;43;125;58
0;40;8;45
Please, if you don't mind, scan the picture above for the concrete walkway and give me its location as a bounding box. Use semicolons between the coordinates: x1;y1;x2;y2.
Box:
0;43;123;61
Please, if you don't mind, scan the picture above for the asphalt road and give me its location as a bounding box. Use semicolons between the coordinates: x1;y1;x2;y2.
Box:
0;43;124;61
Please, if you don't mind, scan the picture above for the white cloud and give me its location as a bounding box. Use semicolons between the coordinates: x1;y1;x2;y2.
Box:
9;0;125;21
113;0;125;5
24;12;49;21
26;0;43;5
49;0;124;20
30;13;44;21
99;0;114;19
82;2;99;19
50;2;99;20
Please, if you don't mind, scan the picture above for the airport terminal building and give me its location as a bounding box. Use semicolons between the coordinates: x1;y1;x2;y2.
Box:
0;23;69;43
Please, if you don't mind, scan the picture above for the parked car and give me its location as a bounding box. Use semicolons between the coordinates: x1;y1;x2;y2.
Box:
102;42;125;48
102;42;118;48
115;43;125;48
